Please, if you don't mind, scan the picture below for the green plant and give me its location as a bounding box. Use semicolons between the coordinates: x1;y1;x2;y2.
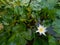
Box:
0;0;60;45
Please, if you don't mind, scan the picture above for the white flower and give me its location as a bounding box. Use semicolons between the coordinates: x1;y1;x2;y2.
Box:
36;25;47;36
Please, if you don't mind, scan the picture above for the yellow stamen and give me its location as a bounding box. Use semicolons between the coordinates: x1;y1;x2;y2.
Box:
39;28;44;32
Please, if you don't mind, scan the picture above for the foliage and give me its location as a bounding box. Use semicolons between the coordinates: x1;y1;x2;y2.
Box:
0;0;60;45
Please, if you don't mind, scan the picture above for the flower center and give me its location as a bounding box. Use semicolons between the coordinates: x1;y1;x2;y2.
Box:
39;28;44;32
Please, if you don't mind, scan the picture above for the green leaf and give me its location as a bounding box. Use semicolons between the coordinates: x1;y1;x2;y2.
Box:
47;0;57;4
56;9;60;18
53;19;60;34
30;0;41;11
8;33;26;45
12;23;26;32
33;36;48;45
21;29;32;40
47;0;58;7
48;35;57;45
20;0;30;6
